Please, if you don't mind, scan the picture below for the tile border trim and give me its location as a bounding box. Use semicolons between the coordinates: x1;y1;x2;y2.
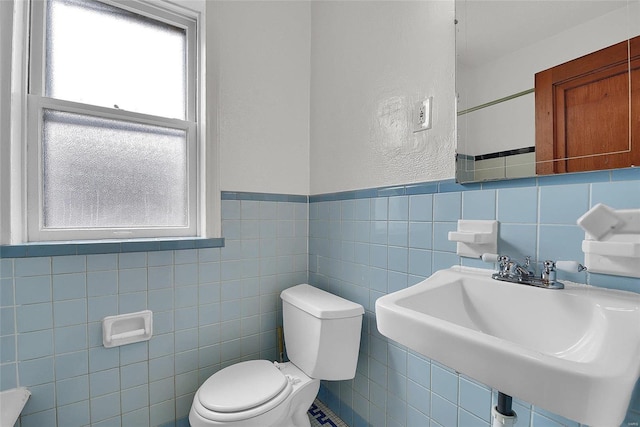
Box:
0;237;225;259
309;167;640;202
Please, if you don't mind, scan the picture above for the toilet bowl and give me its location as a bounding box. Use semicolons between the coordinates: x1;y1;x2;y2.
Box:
190;361;319;427
189;284;364;427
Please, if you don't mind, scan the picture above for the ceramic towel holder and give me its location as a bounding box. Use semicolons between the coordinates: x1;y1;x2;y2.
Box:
577;204;640;278
102;310;153;348
448;220;498;258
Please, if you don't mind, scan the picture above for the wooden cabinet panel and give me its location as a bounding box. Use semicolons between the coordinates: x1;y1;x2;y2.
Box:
535;36;640;174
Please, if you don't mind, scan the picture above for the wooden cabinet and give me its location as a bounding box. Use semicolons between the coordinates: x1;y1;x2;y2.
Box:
535;36;640;174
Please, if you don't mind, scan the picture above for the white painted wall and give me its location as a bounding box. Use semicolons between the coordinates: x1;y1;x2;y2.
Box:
0;1;13;243
209;1;311;196
309;1;456;195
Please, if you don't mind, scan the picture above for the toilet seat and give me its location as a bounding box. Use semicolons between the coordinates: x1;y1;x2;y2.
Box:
194;360;293;423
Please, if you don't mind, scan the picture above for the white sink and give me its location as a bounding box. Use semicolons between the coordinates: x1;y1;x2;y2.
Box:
375;266;640;426
0;387;31;427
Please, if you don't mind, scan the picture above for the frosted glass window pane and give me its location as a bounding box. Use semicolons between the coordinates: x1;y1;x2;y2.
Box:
42;110;188;228
46;0;186;119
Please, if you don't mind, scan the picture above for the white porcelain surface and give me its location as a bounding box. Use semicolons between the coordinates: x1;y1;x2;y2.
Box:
0;387;30;427
375;266;640;426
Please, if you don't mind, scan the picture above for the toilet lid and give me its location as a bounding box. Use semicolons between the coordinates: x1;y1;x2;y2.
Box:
199;360;288;413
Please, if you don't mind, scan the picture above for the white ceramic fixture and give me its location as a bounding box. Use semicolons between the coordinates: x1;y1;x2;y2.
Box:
190;284;364;427
0;387;31;427
375;266;640;426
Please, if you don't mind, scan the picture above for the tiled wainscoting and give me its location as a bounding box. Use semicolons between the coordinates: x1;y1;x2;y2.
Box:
2;169;640;427
309;169;640;427
0;196;308;427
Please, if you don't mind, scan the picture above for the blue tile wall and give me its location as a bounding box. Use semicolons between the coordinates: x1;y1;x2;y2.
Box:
310;170;640;427
0;197;307;427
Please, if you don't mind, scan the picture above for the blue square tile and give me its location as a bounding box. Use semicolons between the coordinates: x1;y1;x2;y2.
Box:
388;271;408;293
175;263;198;286
55;324;87;354
87;271;118;297
433;222;457;252
90;367;120;397
120;361;148;389
407;404;430;425
408;353;431;389
118;291;146;314
369;221;388;245
118;268;147;293
20;408;56;427
432;363;458;404
90;392;121;423
1;278;14;307
1;307;15;335
463;190;496;220
53;273;86;301
88;295;118;323
17;302;53;332
54;299;87;327
0;335;15;363
19;329;53;360
538;225;585;279
409;222;432;250
87;254;118;271
0;363;17;389
458;408;489;427
89;346;120;372
434;192;461;222
55;350;88;379
121;385;148;414
388;247;408;273
591;180;640;209
148;251;173;267
409;194;433;222
408;249;432;277
15;257;51;277
459;377;491;422
498;224;537;262
15;275;52;304
539;184;589;225
52;255;86;274
57;400;90;427
371;198;388;221
57;375;90;405
369;245;387;269
497;187;538;223
18;356;54;386
0;259;13;278
431;393;458;427
119;341;148;366
175;328;199;354
117;252;147;270
389;196;409;220
148;266;173;289
407;380;430;416
388;222;408;247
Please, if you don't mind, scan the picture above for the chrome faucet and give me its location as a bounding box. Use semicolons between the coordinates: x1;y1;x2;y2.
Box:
484;254;587;290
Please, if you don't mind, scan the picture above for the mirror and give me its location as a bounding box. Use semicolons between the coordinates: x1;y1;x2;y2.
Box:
455;0;640;183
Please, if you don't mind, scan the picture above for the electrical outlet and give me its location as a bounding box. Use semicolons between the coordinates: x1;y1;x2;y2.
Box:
413;97;432;133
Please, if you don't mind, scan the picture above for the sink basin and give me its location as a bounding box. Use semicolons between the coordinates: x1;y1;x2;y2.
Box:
0;387;31;427
375;266;640;426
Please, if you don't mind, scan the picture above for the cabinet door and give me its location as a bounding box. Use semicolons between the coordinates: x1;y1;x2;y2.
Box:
535;36;640;175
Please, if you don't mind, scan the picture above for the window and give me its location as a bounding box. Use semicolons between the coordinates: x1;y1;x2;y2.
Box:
25;0;206;241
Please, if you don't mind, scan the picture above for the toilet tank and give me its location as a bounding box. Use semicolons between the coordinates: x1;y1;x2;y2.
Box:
281;284;364;381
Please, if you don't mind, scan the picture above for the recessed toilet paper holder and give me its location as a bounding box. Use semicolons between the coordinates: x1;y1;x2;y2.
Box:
103;310;153;348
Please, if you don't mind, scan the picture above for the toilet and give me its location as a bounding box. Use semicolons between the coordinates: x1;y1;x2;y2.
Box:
189;284;364;427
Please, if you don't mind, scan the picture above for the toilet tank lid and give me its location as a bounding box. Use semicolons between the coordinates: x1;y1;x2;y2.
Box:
280;284;364;319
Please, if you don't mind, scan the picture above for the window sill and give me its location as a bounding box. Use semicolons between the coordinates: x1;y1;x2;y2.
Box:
0;237;225;258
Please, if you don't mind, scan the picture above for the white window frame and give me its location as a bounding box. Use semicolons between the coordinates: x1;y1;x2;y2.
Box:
1;0;219;244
